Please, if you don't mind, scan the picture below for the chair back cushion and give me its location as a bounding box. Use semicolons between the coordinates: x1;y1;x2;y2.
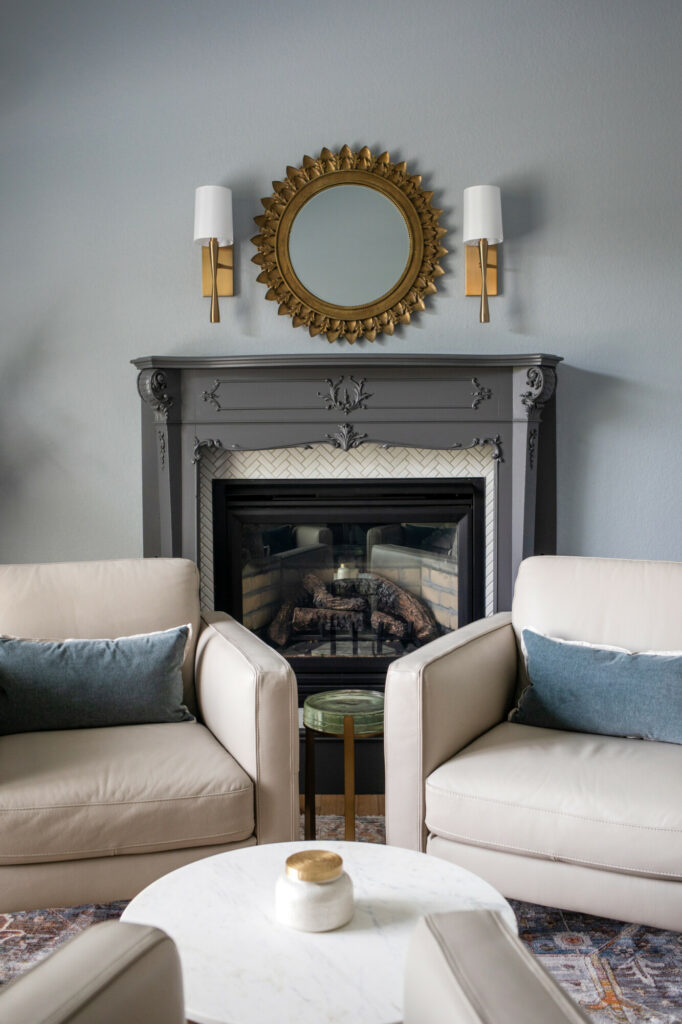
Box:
0;559;201;710
512;556;682;652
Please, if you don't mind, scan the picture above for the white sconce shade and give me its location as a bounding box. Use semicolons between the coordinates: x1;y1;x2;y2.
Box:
194;185;233;246
463;185;503;245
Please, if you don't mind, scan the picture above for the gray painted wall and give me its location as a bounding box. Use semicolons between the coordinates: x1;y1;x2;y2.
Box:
1;0;680;565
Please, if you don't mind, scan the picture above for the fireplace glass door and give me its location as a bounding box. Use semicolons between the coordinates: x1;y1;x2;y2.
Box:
213;480;484;689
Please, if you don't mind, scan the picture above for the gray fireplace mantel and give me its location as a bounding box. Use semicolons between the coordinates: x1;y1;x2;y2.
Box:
132;353;562;610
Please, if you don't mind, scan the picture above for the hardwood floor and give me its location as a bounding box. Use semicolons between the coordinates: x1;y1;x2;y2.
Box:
299;794;385;815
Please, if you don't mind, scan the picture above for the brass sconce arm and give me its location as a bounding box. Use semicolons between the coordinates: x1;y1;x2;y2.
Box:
208;237;220;323
478;238;489;324
207;239;234;324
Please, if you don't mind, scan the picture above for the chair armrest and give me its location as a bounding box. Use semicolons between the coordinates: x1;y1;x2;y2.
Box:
0;921;184;1024
195;612;299;844
404;910;590;1024
385;612;517;851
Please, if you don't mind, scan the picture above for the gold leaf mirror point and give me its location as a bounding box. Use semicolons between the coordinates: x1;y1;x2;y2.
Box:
252;145;445;344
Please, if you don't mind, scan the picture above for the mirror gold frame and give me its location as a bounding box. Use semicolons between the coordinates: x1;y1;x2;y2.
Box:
251;145;446;344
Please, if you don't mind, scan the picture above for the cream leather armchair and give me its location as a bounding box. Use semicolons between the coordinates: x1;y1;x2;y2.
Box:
0;921;184;1024
404;910;590;1024
0;558;298;911
385;556;682;930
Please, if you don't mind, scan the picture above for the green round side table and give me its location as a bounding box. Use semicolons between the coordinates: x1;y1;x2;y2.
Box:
303;689;384;842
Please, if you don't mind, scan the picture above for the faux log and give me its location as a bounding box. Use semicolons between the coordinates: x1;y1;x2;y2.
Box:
267;599;297;647
321;595;367;612
303;572;367;612
372;573;439;642
332;578;365;598
350;577;380;597
370;610;407;641
302;571;331;602
292;607;365;633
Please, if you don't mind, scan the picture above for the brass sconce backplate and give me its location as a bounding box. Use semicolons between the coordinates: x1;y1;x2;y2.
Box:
465;244;498;296
202;246;234;296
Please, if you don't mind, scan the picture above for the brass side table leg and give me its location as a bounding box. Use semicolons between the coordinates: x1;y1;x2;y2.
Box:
304;726;316;840
343;714;355;841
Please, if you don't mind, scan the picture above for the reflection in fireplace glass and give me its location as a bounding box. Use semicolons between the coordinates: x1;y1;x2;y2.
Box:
241;521;459;658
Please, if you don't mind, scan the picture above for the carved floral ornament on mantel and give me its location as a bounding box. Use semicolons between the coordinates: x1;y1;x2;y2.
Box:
191;429;504;461
251;145;447;344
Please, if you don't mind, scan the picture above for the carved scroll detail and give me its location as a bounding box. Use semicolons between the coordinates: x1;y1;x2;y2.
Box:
471;377;493;410
157;429;167;470
324;424;368;451
467;435;504;462
201;379;222;411
137;370;174;420
521;367;556;416
382;434;504;462
318;376;373;415
528;428;538;470
192;437;224;464
189;427;503;461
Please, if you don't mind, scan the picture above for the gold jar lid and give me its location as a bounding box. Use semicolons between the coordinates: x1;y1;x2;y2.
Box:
285;849;343;882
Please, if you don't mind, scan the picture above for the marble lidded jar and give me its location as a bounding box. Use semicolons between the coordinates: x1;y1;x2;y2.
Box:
275;849;354;932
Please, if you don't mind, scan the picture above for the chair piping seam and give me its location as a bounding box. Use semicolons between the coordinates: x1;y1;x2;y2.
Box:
0;787;253;812
428;829;682;878
0;824;255;860
426;785;682;832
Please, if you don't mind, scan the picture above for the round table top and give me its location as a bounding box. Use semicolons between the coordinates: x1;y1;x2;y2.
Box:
303;689;384;735
122;840;516;1024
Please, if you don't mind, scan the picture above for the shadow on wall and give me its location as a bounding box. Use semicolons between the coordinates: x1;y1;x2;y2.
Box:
497;176;547;334
0;332;51;534
557;363;638;555
233;186;263;337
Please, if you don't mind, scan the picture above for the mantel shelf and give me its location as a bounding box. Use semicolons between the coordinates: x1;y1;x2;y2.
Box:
132;353;563;371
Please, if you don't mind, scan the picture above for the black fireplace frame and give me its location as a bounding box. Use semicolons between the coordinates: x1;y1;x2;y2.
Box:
213;477;485;700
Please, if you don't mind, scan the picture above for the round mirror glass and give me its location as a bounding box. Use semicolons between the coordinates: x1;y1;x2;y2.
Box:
288;185;411;307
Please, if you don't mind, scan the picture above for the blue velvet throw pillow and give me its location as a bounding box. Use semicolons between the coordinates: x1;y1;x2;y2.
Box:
0;626;194;735
511;629;682;744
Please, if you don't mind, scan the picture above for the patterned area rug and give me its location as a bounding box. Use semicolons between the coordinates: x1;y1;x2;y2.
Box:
1;815;680;1024
511;902;682;1024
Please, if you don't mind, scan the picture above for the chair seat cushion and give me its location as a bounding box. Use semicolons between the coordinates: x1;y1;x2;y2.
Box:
426;722;682;881
0;723;254;865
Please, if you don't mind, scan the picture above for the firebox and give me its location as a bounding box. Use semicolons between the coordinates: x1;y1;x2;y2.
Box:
213;479;485;706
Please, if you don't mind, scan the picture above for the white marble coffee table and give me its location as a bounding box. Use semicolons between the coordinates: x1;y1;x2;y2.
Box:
122;840;516;1024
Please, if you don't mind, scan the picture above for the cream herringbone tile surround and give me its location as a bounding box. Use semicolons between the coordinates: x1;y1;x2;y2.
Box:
199;443;496;615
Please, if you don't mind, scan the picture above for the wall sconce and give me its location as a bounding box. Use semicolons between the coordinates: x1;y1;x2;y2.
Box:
193;185;233;323
463;185;503;323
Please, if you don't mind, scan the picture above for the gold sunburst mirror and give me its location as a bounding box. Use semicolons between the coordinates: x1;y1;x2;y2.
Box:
251;145;446;344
